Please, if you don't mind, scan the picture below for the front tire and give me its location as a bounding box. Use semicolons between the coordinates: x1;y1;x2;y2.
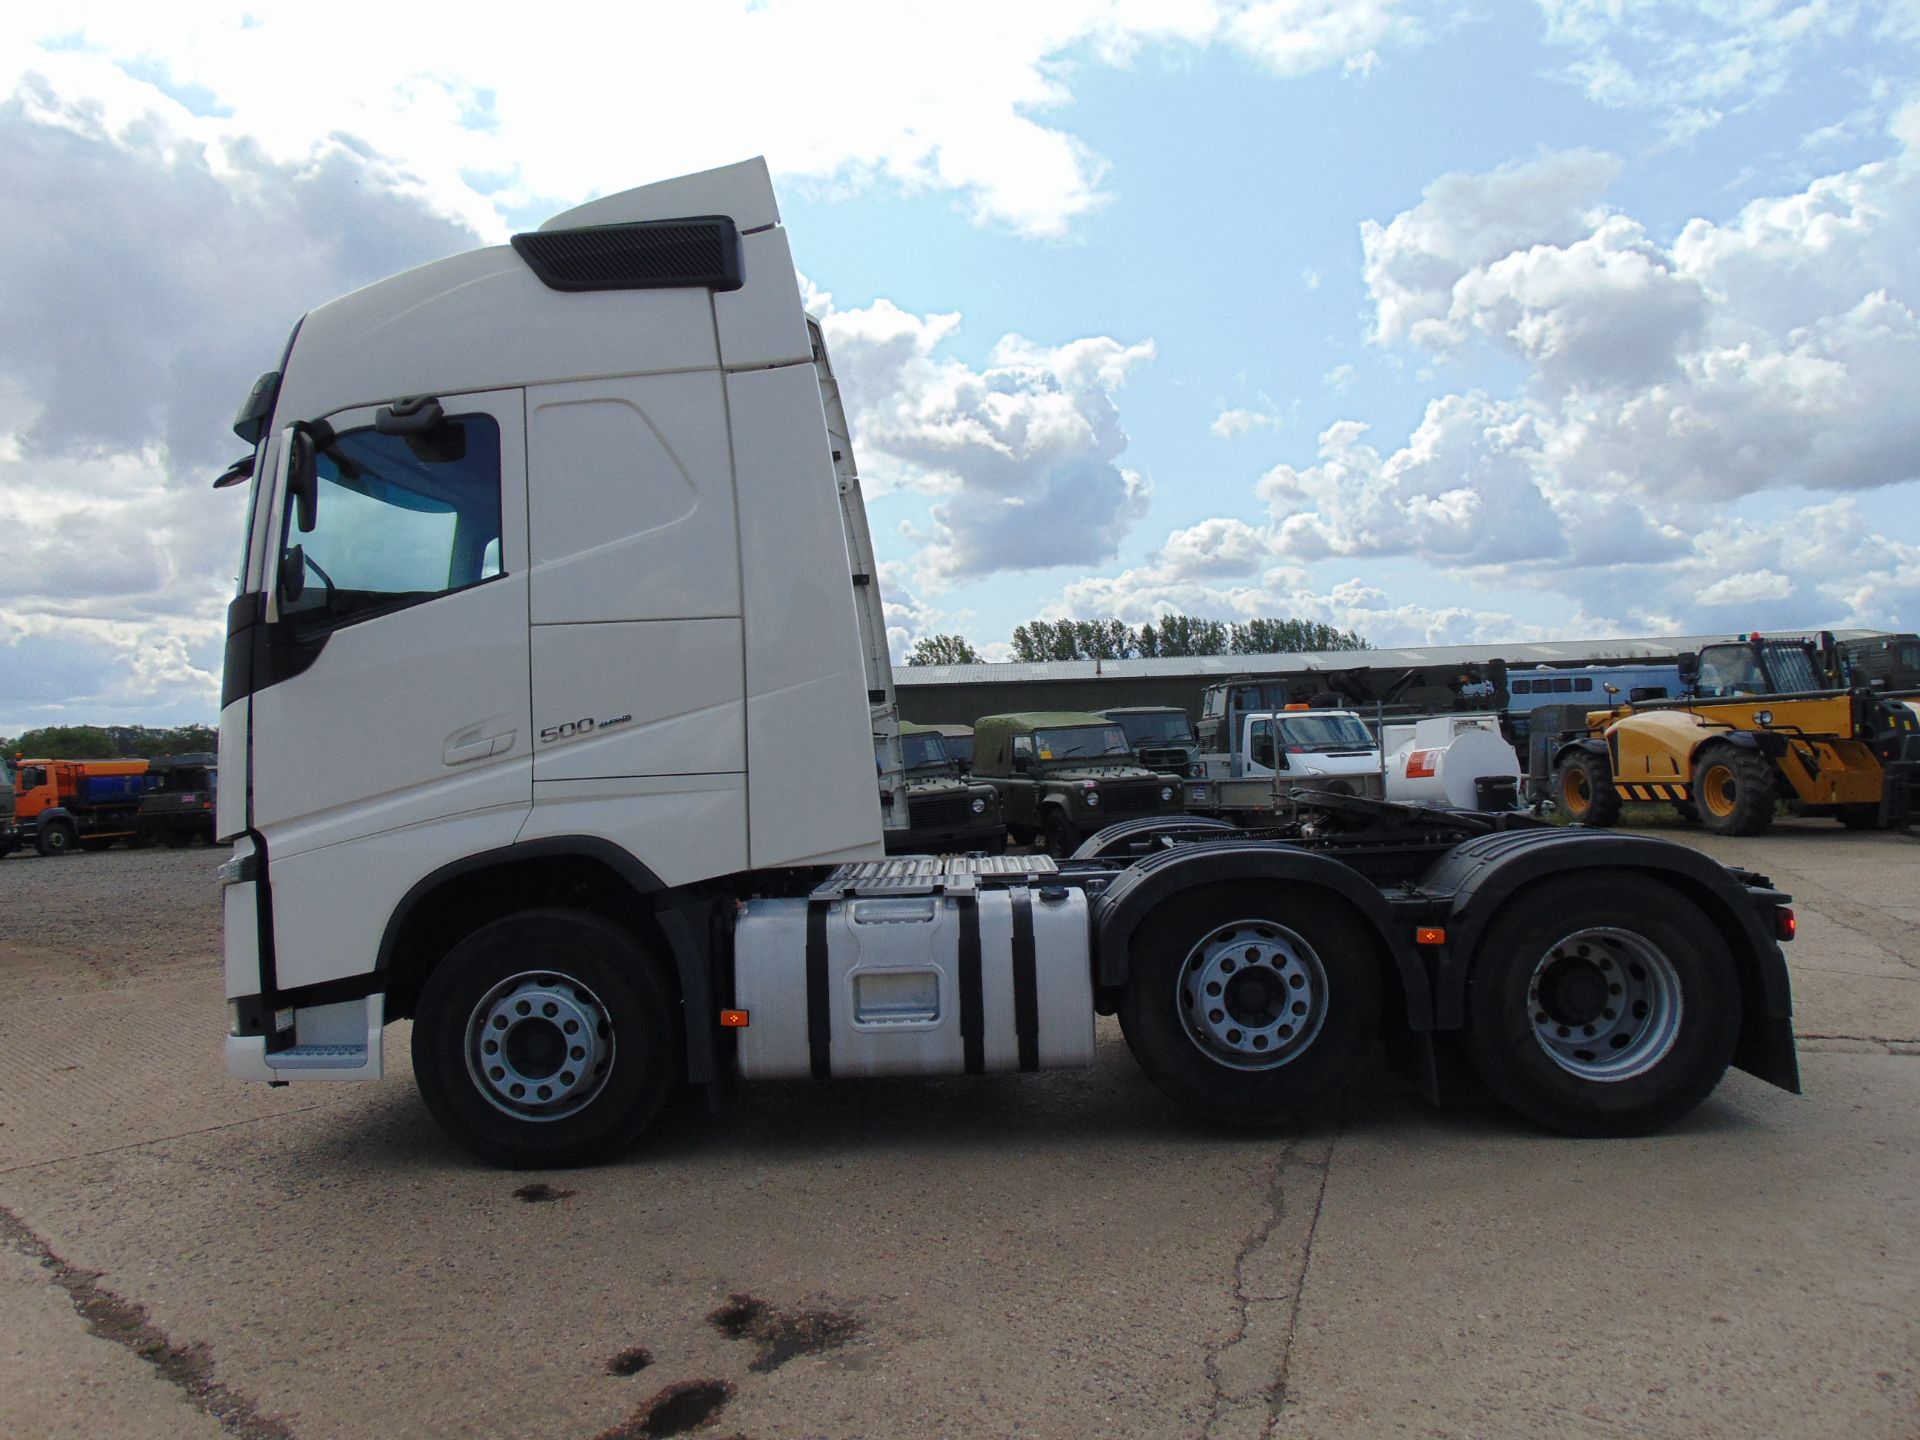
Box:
1042;809;1079;858
1460;873;1740;1137
1692;745;1776;836
35;822;76;857
1555;751;1621;826
1119;883;1383;1122
411;909;681;1169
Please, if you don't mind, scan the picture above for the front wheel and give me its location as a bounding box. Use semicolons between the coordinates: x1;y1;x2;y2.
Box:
1460;873;1740;1137
1692;745;1776;836
1119;883;1383;1122
35;822;76;857
1042;809;1079;859
411;909;681;1168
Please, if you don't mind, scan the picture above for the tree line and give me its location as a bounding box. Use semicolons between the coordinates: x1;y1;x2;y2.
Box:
906;615;1369;666
1;724;219;761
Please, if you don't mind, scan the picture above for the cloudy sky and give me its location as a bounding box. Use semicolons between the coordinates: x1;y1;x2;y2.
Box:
3;2;1917;730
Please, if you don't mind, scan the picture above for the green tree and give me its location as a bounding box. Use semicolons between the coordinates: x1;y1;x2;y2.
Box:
1142;614;1229;657
1229;618;1370;655
905;633;984;666
4;723;219;759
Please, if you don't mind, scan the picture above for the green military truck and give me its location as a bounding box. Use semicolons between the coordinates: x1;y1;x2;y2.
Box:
1099;706;1203;780
972;711;1184;857
883;722;1005;855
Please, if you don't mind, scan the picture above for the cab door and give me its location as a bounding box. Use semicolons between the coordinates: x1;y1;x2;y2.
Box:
243;392;531;984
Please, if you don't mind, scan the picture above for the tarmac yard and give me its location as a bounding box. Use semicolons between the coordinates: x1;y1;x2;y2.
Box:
1;823;1915;1440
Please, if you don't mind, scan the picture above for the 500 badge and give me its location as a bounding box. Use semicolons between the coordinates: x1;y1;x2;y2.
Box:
538;711;633;745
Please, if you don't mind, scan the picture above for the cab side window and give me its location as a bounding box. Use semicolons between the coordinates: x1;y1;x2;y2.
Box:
282;415;502;628
1249;721;1277;770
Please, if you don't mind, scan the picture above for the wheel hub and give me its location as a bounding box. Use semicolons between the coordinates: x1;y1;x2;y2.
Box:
465;972;616;1121
1176;919;1328;1070
1526;929;1682;1082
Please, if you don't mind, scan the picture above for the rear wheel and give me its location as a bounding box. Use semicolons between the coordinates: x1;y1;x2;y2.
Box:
1120;883;1383;1122
1460;873;1740;1137
1554;751;1621;826
1692;746;1776;836
411;909;681;1168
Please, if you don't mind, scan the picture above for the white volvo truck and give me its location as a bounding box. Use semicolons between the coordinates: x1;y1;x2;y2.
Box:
217;159;1800;1167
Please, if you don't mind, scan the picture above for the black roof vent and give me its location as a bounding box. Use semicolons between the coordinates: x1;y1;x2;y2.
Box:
511;216;744;293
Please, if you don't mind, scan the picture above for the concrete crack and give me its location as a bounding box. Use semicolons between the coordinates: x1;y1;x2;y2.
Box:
0;1203;295;1439
1200;1116;1341;1440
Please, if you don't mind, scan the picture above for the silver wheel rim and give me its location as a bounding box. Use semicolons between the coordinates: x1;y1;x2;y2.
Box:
1527;927;1682;1082
464;970;615;1122
1176;918;1328;1069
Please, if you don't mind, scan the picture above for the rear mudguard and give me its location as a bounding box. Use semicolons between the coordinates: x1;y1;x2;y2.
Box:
1417;827;1799;1093
1091;841;1433;1029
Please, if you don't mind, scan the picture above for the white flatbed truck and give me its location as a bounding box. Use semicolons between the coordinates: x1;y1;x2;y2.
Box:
217;159;1800;1167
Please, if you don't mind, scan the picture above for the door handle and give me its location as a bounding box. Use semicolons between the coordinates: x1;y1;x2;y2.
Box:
444;727;515;765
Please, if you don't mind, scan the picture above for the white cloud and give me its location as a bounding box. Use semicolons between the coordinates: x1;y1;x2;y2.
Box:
1360;149;1624;347
1211;406;1277;437
10;3;1422;245
1535;0;1867;139
818;298;1156;585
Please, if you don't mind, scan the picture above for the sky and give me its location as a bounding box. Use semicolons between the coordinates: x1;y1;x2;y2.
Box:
2;1;1917;731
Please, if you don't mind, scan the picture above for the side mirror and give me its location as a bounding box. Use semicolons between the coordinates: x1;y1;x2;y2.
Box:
1676;652;1699;689
278;545;307;604
288;430;319;534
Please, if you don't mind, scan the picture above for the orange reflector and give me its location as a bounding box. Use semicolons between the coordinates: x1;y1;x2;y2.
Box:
720;1009;751;1028
1775;909;1796;943
1284;702;1310;710
1416;926;1446;946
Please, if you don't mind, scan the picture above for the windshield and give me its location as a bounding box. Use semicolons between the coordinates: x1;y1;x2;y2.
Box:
1276;714;1374;750
1111;712;1197;747
1033;725;1133;761
901;731;952;769
1761;644;1822;693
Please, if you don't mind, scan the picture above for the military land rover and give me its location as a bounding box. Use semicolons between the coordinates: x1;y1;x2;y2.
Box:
972;711;1184;856
882;722;1005;855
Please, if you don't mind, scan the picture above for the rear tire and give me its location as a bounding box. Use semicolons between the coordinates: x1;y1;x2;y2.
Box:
1460;873;1740;1137
411;909;681;1169
1119;883;1383;1122
1692;746;1776;836
1554;751;1621;827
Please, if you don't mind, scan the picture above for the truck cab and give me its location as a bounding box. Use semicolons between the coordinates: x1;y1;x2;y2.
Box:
1099;706;1202;779
882;722;1004;855
972;711;1182;856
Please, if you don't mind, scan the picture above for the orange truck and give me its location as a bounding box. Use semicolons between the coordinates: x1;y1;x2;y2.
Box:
11;758;152;856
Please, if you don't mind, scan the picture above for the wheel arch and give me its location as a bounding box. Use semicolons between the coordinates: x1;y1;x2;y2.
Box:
377;836;719;1084
1092;842;1432;1029
1429;832;1797;1092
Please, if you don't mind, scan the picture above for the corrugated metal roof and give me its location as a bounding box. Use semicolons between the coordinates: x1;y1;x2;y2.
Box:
893;630;1891;687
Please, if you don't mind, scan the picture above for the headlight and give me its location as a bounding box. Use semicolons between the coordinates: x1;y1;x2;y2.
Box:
970;797;986;814
1160;787;1174;802
1085;792;1100;807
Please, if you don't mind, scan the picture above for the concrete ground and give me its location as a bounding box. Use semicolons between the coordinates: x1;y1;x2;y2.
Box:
0;822;1914;1440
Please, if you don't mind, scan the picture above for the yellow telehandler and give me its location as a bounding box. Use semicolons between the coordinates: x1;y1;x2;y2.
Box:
1552;634;1920;836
